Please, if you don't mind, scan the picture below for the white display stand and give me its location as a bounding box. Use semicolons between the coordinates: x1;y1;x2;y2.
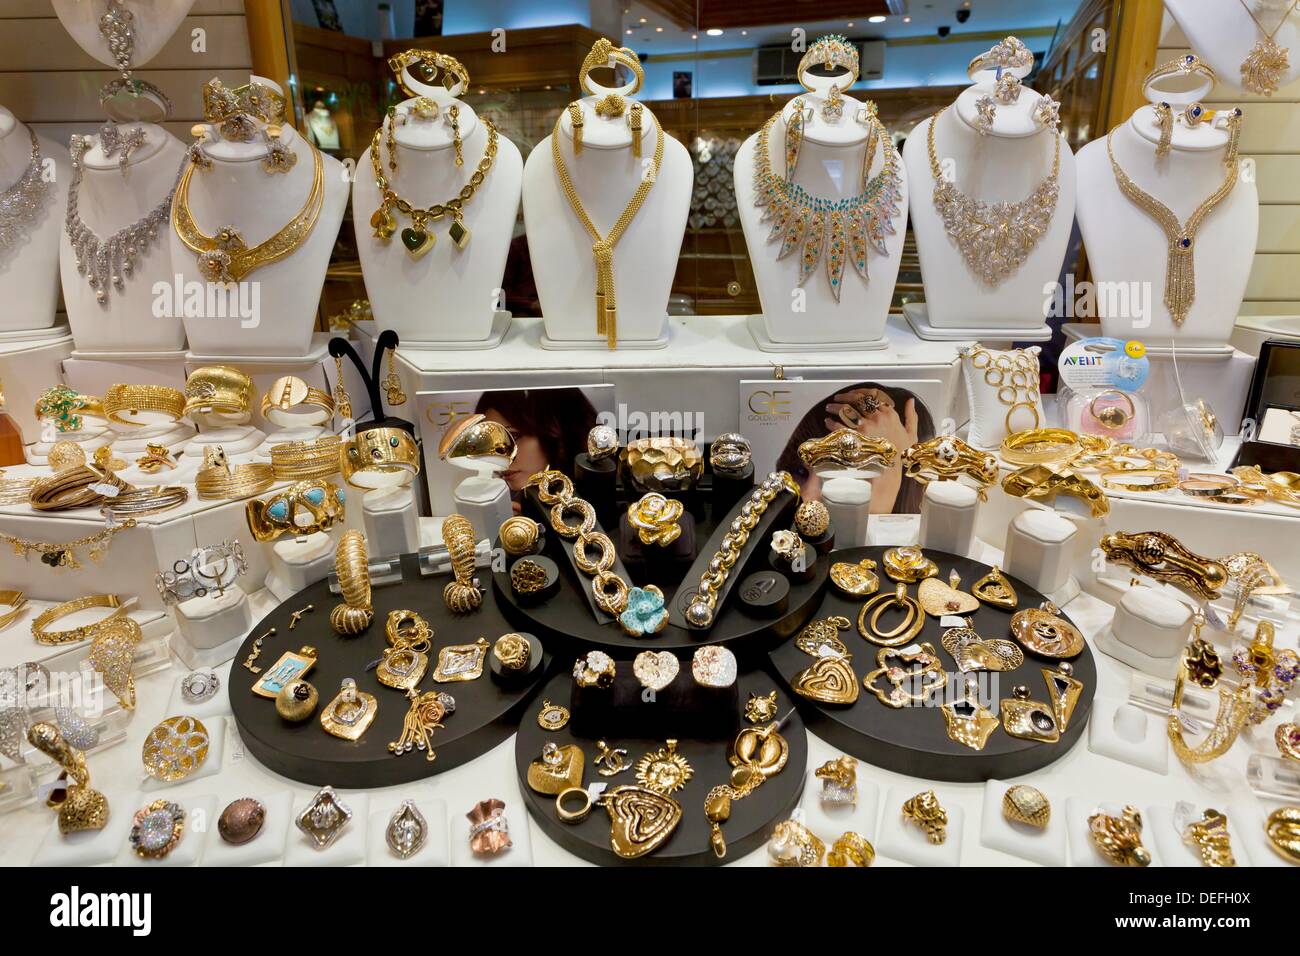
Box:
61;125;189;353
796;766;881;850
979;779;1069;866
1002;508;1080;603
141;717;226;792
365;793;450;867
1166;0;1300;95
353;97;522;347
902;303;1052;343
30;786;133;866
523;99;690;348
27;426;110;465
918;480;978;557
450;470;513;544
1227;798;1292;868
1092;584;1192;679
1088;696;1170;775
169;78;349;358
875;786;964;866
0;110;68;333
819;475;873;548
182;426;266;459
963;346;1046;450
111;421;197;458
362;487;420;555
0;328;76;439
1075;109;1257;348
116;792;218;866
265;532;335;601
171;587;255;669
904;90;1075;331
1146;802;1256;867
448;795;533;867
283;791;370;867
1065;796;1164;867
734;95;907;348
200;789;294;867
256;424;326;455
51;0;197;70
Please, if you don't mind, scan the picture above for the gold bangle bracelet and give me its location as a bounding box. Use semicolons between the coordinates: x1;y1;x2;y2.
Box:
1099;531;1229;600
270;435;343;480
387;48;471;97
441;513;483;613
1179;474;1238;498
195;459;275;500
32;594;129;646
101;486;188;519
103;384;187;427
259;375;335;428
29;466;127;512
1100;469;1178;492
999;428;1082;466
183;365;254;421
1002;463;1109;518
340;427;420;489
334;529;371;610
1168;661;1252;765
0;590;28;631
578;38;644;95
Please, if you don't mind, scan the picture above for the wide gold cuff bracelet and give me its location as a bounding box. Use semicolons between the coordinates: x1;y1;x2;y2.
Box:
999;428;1083;467
1099;530;1228;600
270;435;343;480
438;413;517;470
799;428;897;470
195;447;275;501
184;365;254;422
260;375;335;428
341;427;420;489
1002;463;1109;518
247;479;346;542
32;593;130;646
902;435;999;497
103;384;187;427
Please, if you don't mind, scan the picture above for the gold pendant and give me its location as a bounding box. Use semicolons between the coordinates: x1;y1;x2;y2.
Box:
793;615;851;657
382;371;407;407
941;678;1000;751
370;207;396;240
526;742;585;795
448;217;470;249
863;643;948;708
829;558;880;596
1009;602;1084;658
1000;685;1060;743
432;637;489;682
251;645;317;698
971;565;1018;609
634;739;694;794
917;570;980;617
598;785;682;859
1043;663;1083;733
376;646;428;691
400;226;434;259
320;678;378;741
940;619;1024;672
1242;35;1289;97
793;654;859;705
388;689;454;760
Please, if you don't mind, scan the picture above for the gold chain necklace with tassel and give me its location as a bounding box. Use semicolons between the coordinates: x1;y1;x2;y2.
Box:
1106;108;1243;326
1238;0;1298;95
551;106;664;348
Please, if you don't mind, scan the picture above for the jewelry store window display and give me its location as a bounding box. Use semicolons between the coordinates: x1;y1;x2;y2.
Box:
353;51;524;347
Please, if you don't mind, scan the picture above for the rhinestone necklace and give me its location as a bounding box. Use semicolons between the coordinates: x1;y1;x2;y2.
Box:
927;106;1060;286
1238;0;1299;96
0;129;52;261
752;107;902;301
65;134;184;305
1106;109;1243;326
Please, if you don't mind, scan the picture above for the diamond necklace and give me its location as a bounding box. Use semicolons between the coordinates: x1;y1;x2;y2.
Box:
927;105;1060;286
1238;0;1299;96
1106;109;1243;326
65;134;183;305
0;129;52;261
752;107;902;301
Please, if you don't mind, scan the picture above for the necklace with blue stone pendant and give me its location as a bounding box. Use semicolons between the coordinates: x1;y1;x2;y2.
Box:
367;114;499;260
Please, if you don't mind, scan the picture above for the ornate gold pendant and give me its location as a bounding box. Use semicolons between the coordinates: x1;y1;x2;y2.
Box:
972;565;1018;609
1043;663;1083;733
376;646;428;691
598;785;682;859
863;643;947;708
941;678;1000;751
432;637;489;682
793;654;859;705
1242;35;1289;96
918;570;980;617
320;679;378;741
526;742;585;795
794;615;851;657
941;619;1024;672
830;558;880;596
1009;602;1084;658
635;739;693;794
370;207;396;240
1000;685;1060;743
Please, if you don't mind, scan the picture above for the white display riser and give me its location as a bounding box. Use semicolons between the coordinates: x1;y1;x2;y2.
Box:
1061;323;1255;428
0;328;76;439
0;467;366;613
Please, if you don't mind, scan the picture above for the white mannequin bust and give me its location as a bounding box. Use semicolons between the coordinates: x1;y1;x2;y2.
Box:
168;76;349;358
1075;106;1257;347
61;122;188;352
52;0;197;70
1166;0;1300;94
523;66;691;347
734;88;908;346
305;102;340;151
0;107;68;333
904;84;1076;329
353;88;522;345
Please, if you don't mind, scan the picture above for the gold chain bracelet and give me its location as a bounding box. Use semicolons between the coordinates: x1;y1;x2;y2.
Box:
0;520;137;569
32;594;130;646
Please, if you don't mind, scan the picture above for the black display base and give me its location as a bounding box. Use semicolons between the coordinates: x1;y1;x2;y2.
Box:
489;632;544;686
710;464;755;517
768;544;817;583
806;526;836;555
768;546;1097;783
618;512;698;589
571;670;738;739
736;571;790;619
574;453;618;528
516;668;806;866
228;552;549;788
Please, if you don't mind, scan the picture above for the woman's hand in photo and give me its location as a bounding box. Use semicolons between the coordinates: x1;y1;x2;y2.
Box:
823;392;918;513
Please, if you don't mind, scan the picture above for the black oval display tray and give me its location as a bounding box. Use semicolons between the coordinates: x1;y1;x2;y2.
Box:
768;546;1096;782
228;552;548;788
515;668;806;866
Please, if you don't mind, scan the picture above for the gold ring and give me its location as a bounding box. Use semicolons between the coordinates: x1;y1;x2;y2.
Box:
827;831;875;867
627;492;683;546
902;790;948;844
794;500;830;538
510;559;549;594
1265;806;1300;864
967;35;1034;80
556;786;593;823
498;515;542;556
621;437;704;493
767;819;826;867
1002;785;1051;828
573;650;615;688
1181;808;1236;867
492;633;531;671
1088;805;1152;866
881;546;938;583
438;413;517;470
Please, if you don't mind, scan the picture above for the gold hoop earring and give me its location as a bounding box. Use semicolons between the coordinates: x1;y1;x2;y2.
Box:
447;104;463;167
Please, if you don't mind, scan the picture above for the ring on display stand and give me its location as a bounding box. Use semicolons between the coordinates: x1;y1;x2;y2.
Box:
966;35;1034;80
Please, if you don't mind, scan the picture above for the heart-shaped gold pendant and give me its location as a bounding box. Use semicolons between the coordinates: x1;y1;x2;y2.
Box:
972;565;1019;609
526;742;585;795
400;226;434;259
941;619;1025;672
599;785;682;859
793;654;859;705
918;570;980;617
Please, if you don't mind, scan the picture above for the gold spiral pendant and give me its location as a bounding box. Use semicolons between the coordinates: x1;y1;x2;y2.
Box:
1242;36;1289;96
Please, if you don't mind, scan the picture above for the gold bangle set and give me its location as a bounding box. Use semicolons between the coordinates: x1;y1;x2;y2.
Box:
101;486;188;519
269;435;343;481
526;468;631;616
195;447;275;501
29;465;128;512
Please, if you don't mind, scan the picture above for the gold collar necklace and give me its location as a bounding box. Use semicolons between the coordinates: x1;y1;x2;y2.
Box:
551;105;664;349
172;137;324;283
1106;109;1243;326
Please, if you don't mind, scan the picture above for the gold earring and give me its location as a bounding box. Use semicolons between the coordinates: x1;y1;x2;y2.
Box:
1153;102;1172;158
385;106;398;172
332;355;352;422
568;102;584;155
382;349;407;406
629;102;643;158
447;104;463;167
784;98;805;180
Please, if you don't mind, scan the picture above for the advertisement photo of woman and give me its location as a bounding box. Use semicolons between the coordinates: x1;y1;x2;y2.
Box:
473;388;599;511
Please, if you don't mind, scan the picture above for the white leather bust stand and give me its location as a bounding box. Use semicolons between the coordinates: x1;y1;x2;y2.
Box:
0;109;68;333
169;78;348;358
523;100;691;348
61;124;189;353
733;92;908;348
353;97;522;346
1167;0;1300;93
52;0;197;69
903;86;1075;331
1075;109;1257;348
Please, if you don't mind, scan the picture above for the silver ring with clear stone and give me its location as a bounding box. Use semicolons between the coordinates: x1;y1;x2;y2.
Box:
181;671;221;704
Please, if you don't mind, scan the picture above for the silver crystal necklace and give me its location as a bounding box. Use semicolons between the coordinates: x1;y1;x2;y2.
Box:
0;129;53;261
65;134;183;305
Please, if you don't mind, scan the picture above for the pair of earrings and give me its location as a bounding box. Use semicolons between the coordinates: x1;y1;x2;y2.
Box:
189;123;295;174
384;98;463;171
98;120;146;173
973;90;1060;136
783;97;885;190
1152;101;1242;160
569;100;644;158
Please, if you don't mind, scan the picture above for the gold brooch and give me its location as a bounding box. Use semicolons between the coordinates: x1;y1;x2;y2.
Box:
794;655;859;705
863;644;947;708
881;546;938;583
795;615;851;657
635;739;693;794
595;740;630;776
941;618;1024;672
917;570;980;617
940;677;1000;751
1009;602;1084;658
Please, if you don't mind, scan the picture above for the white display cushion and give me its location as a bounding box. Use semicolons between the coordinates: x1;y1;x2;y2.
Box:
1096;585;1192;678
1066;796;1163;867
875;786;963;866
141;716;227;793
31;785;134;865
796;765;882;853
1146;802;1255;868
919;480;978;558
176;587;256;655
362;487;420;556
366;794;450;867
116;792;219;867
201;790;294;867
1227;798;1292;868
963;346;1046;449
1087;696;1170;776
448;794;533;867
979;779;1069;867
283;791;370;866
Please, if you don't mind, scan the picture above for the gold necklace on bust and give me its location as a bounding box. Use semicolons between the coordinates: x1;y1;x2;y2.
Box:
927;106;1061;286
551;104;664;349
172;138;324;283
1106;108;1243;326
369;115;498;259
1239;0;1299;95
